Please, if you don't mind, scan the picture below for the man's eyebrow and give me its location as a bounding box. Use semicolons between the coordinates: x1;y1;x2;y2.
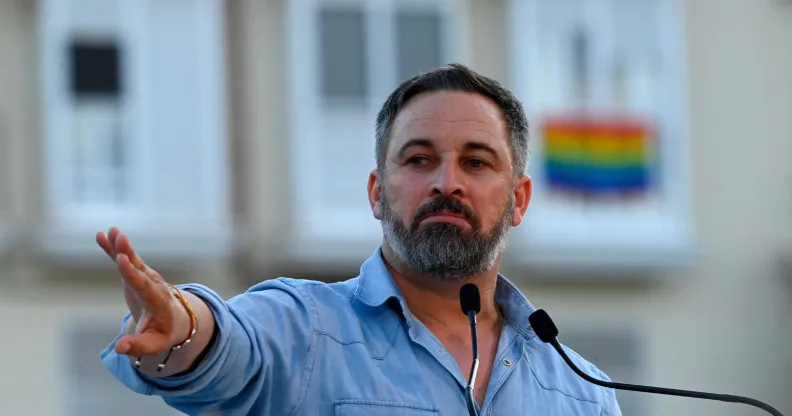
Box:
395;139;503;162
396;138;434;159
464;141;501;162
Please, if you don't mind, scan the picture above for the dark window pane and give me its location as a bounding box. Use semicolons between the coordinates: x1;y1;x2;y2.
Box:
396;11;442;82
69;39;122;99
68;38;127;203
319;7;368;102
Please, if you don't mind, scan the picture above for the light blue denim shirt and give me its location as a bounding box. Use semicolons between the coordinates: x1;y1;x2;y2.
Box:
101;248;621;415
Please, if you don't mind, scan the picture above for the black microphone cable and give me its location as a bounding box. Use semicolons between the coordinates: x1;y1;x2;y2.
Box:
529;309;785;416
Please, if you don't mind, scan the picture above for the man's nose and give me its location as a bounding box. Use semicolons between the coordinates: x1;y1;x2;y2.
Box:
430;162;465;198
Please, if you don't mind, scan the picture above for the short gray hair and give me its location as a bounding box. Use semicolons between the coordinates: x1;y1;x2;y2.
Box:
374;63;530;177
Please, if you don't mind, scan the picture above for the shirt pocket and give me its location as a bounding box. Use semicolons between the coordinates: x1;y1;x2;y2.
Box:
334;399;438;416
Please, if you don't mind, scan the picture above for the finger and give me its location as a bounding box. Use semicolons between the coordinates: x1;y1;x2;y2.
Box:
114;233;146;270
107;227;121;255
115;332;172;356
96;232;115;259
117;254;163;305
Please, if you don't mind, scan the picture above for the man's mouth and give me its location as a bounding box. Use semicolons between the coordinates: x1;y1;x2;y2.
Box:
420;211;470;226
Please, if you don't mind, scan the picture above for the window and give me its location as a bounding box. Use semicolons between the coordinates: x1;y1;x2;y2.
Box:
287;0;469;256
318;7;368;105
68;40;128;206
508;0;693;271
395;10;444;84
38;0;231;261
66;321;180;416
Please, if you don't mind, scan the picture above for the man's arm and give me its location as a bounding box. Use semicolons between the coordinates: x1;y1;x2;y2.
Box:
600;390;622;416
101;279;318;415
121;289;217;377
590;364;622;416
96;228;318;414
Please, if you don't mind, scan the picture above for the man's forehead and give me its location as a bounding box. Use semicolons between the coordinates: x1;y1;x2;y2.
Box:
388;91;510;153
393;90;505;126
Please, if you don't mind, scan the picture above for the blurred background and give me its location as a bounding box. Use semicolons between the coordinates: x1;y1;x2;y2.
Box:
1;0;791;415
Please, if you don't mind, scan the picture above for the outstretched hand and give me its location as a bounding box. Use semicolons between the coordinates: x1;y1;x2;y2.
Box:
97;227;189;357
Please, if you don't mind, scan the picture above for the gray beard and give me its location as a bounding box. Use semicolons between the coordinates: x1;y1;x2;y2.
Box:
380;189;514;282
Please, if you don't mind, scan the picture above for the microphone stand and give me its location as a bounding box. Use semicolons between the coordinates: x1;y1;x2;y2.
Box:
460;283;482;416
464;308;480;416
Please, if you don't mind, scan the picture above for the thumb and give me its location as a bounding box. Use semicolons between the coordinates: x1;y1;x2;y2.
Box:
115;332;172;357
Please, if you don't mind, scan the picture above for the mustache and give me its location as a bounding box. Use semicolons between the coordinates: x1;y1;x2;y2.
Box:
411;196;479;230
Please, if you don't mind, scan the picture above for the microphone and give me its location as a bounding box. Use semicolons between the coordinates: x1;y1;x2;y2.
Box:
528;309;785;416
459;283;481;416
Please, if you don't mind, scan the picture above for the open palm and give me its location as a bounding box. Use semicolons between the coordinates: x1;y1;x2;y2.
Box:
96;227;184;356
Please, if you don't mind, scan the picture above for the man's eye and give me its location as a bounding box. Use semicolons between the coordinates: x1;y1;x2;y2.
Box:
466;159;489;168
407;156;429;166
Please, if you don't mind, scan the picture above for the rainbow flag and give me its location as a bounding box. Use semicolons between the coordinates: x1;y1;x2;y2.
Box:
541;116;656;195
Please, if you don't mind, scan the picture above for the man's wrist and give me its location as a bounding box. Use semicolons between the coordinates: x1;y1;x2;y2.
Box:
170;291;194;346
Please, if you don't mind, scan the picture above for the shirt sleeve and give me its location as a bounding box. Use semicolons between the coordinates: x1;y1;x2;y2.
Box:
591;366;622;416
559;344;623;416
99;278;318;415
599;389;622;416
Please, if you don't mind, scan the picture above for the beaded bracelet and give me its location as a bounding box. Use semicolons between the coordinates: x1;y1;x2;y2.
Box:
134;284;198;372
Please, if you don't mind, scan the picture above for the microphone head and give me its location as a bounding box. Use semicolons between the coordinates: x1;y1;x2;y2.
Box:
529;309;559;343
459;283;481;315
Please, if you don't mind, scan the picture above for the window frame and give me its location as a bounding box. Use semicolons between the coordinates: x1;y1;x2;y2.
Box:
506;0;695;273
37;0;233;263
285;0;470;260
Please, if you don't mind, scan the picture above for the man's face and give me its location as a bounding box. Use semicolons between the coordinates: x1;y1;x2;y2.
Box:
369;90;532;282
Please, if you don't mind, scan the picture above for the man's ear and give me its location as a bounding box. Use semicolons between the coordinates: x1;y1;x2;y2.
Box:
511;175;532;227
368;169;383;220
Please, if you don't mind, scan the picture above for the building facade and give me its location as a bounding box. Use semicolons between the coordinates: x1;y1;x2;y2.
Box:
1;0;791;415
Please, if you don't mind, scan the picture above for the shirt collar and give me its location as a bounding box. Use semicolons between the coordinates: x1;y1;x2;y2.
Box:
493;272;538;339
354;246;403;307
354;246;538;339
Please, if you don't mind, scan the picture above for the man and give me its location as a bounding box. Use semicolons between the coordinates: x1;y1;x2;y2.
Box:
99;63;621;415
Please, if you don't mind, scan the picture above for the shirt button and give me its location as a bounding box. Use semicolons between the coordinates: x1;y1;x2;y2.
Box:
503;358;512;367
439;349;448;357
